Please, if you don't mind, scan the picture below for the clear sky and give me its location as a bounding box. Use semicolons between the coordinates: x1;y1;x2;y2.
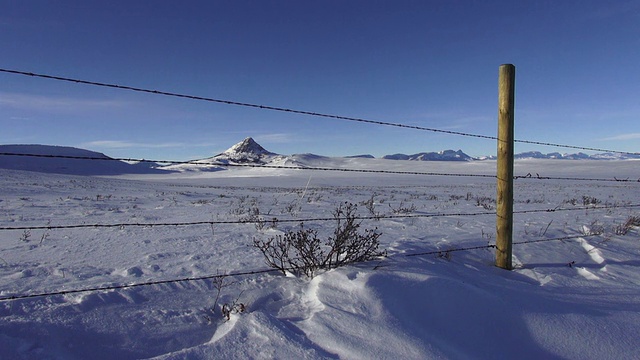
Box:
1;0;639;160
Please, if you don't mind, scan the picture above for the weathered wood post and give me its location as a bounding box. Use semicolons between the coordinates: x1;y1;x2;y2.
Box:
496;64;515;270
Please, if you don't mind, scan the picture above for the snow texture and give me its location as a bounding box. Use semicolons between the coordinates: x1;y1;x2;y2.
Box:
1;142;640;359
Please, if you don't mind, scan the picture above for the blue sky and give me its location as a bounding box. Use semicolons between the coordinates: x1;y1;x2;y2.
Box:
1;0;639;160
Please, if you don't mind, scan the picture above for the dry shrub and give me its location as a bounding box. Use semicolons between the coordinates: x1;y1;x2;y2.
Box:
253;202;385;278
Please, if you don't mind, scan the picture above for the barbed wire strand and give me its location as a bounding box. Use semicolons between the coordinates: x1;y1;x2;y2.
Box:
0;210;498;231
0;231;605;302
0;69;637;302
404;244;496;257
0;268;279;301
513;173;640;183
513;203;640;215
0;68;497;141
398;232;600;258
1;68;638;156
513;233;600;245
3;203;639;232
2;151;639;183
0;151;494;178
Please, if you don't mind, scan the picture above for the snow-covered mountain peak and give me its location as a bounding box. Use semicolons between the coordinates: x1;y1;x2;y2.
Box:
223;137;274;157
212;137;281;165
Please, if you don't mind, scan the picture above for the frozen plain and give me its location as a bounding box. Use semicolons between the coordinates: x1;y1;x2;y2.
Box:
1;158;640;359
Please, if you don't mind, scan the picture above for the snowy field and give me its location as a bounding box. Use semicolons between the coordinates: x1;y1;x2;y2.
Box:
1;159;640;359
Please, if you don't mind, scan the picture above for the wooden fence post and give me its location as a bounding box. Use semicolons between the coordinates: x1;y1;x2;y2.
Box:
496;64;515;270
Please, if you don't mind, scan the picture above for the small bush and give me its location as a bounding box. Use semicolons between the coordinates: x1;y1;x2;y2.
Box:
582;196;601;206
20;230;31;242
436;250;452;261
204;271;246;323
614;215;640;235
581;220;605;236
389;200;416;214
253;202;385;278
626;215;640;227
284;201;301;217
565;198;578;206
361;194;381;220
475;196;495;210
240;206;266;230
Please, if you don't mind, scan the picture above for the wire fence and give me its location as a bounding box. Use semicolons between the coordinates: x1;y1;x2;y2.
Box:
2;67;639;156
1;203;639;232
2;151;640;184
0;233;604;302
1;67;639;303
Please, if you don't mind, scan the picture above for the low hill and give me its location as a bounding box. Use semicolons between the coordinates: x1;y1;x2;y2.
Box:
0;145;167;175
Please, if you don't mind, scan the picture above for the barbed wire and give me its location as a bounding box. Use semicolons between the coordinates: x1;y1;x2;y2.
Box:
2;203;638;232
514;173;640;183
512;233;600;245
2;68;638;156
513;203;640;215
0;151;495;178
404;244;496;257
0;68;497;141
0;151;172;164
512;139;639;155
0;210;498;231
0;231;607;302
401;233;601;257
0;267;279;302
1;68;637;302
2;151;639;183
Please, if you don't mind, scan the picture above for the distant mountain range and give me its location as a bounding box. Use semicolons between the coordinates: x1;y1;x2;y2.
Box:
383;150;473;161
477;151;640;160
512;151;640;160
157;137;640;174
1;138;638;175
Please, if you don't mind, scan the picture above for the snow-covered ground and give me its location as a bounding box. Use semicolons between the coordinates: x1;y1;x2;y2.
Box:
1;159;639;359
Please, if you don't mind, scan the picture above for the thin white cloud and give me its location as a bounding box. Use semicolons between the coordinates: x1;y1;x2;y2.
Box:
441;115;492;131
81;141;134;149
407;110;460;120
255;133;296;144
600;133;640;141
0;92;128;112
407;110;491;129
80;141;185;149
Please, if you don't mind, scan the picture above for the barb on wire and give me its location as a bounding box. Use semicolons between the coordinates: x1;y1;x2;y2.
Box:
1;67;638;156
